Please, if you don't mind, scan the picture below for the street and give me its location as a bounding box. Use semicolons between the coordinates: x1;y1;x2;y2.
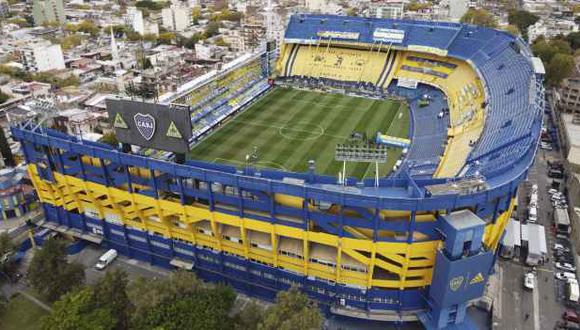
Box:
497;115;567;330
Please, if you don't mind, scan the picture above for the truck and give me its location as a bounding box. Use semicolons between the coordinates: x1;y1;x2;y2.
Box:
95;249;117;270
568;282;579;303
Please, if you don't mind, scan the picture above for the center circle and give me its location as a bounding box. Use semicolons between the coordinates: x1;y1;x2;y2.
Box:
279;123;324;141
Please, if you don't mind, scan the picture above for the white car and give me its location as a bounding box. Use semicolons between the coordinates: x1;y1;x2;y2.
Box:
556;272;577;281
524;272;535;290
556;262;577;272
548;188;558;195
554;244;571;252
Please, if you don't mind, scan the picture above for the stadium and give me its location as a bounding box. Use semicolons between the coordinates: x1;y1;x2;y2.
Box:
12;14;544;329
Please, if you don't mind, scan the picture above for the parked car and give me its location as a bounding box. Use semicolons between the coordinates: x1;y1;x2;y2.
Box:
555;244;571;252
556;272;577;281
557;262;577;272
564;310;580;323
523;272;535;290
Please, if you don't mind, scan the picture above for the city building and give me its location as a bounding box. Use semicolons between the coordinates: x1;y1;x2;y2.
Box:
32;0;66;26
17;41;66;73
126;7;159;36
162;5;192;32
528;19;578;42
448;0;469;21
556;56;580;113
0;166;36;220
369;0;404;19
0;0;9;18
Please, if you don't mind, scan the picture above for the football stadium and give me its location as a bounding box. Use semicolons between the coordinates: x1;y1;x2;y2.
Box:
12;14;545;329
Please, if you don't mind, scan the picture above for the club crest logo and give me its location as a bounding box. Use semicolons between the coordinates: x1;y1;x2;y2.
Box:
449;276;464;292
134;113;156;141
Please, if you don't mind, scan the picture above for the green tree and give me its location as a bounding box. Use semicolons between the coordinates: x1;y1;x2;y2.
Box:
215;37;228;47
0;126;15;167
204;21;220;38
59;35;83;50
0;91;9;104
0;233;16;279
92;270;132;329
460;8;497;28
128;271;203;321
233;301;264;330
77;20;99;36
503;24;520;36
41;287;116;330
28;238;85;302
133;284;235;330
547;53;575;86
99;132;118;147
567;31;580;50
532;39;558;63
258;287;323;330
345;7;358;16
507;10;539;39
135;0;169;11
158;32;176;44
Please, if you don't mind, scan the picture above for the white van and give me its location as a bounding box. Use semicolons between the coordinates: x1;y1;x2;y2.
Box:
95;249;118;270
528;207;538;223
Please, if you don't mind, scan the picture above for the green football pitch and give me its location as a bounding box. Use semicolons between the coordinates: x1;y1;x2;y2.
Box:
188;87;409;179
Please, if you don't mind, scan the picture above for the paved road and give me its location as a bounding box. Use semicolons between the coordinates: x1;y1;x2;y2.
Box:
497;113;565;329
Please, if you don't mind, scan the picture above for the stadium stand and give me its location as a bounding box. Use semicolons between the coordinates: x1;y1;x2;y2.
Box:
280;44;399;88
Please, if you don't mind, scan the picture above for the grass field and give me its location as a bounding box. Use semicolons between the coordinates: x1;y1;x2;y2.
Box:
189;87;409;179
0;294;48;330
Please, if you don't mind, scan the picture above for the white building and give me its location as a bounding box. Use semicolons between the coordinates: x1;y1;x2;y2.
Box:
162;5;191;32
127;7;159;36
305;0;343;15
195;43;226;60
32;0;65;25
18;41;65;73
528;19;578;43
369;0;404;19
448;0;468;21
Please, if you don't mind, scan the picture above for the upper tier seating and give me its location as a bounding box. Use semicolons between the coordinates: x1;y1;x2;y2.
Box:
279;14;542;179
280;44;399;88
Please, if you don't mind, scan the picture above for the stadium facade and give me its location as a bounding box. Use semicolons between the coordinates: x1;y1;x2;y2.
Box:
12;15;544;329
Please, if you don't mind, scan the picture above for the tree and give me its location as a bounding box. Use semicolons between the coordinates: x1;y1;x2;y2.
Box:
92;270;132;329
460;8;497;28
0;91;9;104
204;21;220;38
28;238;85;302
0;233;16;279
532;39;558;63
215;37;228;47
135;0;169;11
345;7;358;16
128;271;203;321
233;301;263;330
503;24;520;36
0;126;15;167
158;32;176;44
133;284;236;330
567;31;580;50
41;287;117;330
59;35;83;50
41;270;131;330
507;10;539;39
128;272;233;330
547;53;575;86
258;287;323;330
99;132;118;147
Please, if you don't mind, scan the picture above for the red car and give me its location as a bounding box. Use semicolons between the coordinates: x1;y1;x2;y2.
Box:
564;310;579;323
